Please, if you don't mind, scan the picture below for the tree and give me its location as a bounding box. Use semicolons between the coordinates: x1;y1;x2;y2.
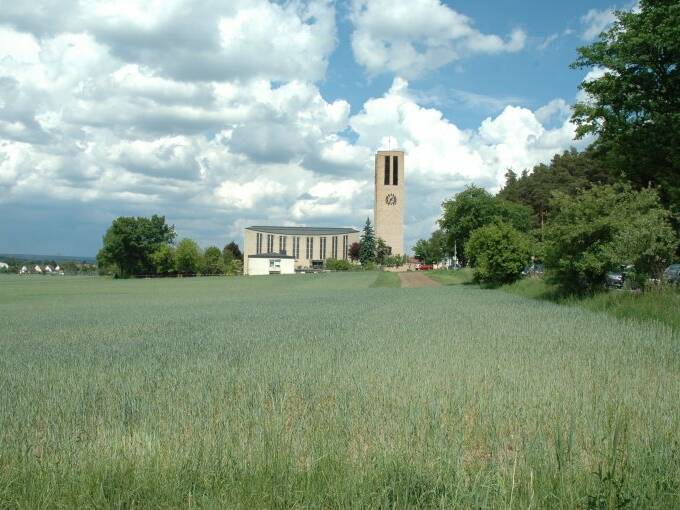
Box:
151;244;175;275
375;238;391;265
413;230;445;265
466;223;532;285
439;185;531;263
96;215;175;277
544;185;677;293
359;218;376;265
348;242;361;262
498;149;615;236
223;241;243;262
175;238;201;274
571;1;680;210
202;246;224;275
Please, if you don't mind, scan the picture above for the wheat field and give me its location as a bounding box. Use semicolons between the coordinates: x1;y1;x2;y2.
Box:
1;273;679;508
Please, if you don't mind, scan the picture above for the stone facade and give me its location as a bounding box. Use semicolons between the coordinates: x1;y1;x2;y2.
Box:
243;226;360;274
374;150;405;255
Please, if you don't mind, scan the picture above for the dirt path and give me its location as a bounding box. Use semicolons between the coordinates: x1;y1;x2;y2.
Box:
398;272;441;288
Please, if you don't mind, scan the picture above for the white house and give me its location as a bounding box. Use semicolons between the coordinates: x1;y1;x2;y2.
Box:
20;265;28;274
0;262;8;270
44;265;53;273
246;253;296;276
34;265;42;273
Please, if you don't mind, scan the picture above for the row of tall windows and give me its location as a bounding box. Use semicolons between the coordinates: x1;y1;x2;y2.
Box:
384;155;399;186
256;233;263;254
256;233;351;260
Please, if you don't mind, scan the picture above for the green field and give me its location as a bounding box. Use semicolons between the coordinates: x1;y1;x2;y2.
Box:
1;274;679;508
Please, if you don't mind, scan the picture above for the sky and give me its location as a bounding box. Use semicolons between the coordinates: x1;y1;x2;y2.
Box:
0;0;627;257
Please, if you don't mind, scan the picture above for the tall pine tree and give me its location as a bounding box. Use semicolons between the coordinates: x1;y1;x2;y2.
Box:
359;217;376;265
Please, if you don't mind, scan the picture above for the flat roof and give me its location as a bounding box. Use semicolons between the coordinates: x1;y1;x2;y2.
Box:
246;226;359;235
249;252;296;259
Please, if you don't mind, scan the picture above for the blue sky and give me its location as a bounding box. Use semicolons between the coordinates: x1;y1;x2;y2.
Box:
0;0;624;257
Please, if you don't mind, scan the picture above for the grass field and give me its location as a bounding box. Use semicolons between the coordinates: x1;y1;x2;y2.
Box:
1;273;679;508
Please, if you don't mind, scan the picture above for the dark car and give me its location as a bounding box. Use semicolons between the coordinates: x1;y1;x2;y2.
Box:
605;271;625;289
606;265;634;290
663;264;680;284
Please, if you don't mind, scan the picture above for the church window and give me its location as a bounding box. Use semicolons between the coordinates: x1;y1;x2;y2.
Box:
256;233;263;254
320;237;327;259
384;155;390;185
266;234;274;253
332;236;338;259
393;155;398;185
279;235;287;254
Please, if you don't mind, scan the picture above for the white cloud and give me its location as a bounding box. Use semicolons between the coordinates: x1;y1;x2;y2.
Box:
350;0;526;78
1;3;585;255
581;8;617;40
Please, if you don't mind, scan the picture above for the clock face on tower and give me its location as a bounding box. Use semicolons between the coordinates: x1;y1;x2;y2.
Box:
385;193;397;206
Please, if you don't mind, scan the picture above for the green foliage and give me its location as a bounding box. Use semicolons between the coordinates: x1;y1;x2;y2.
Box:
439;185;531;263
374;238;391;265
571;1;680;210
223;241;243;262
465;223;532;285
498;149;616;235
325;258;353;271
174;238;201;274
202;246;224;275
383;254;407;267
3;275;680;507
544;185;678;293
96;215;175;277
359;218;376;265
151;244;175;275
224;258;243;276
413;230;445;265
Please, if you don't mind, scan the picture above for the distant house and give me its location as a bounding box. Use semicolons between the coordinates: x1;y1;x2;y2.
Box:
20;266;28;274
0;262;8;270
44;265;53;273
34;265;42;273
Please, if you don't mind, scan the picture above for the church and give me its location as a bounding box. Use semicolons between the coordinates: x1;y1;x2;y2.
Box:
243;149;405;275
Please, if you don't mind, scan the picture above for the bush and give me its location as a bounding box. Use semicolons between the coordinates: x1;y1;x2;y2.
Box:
325;258;353;271
544;185;677;293
383;254;407;267
465;223;532;285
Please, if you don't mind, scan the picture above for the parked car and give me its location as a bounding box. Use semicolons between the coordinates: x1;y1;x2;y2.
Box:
605;270;625;289
662;264;680;284
416;264;433;271
605;265;634;290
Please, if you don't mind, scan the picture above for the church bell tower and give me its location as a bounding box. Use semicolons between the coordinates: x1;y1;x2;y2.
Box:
374;150;405;255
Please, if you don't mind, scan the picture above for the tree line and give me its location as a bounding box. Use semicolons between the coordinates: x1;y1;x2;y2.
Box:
96;215;243;278
415;1;680;293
